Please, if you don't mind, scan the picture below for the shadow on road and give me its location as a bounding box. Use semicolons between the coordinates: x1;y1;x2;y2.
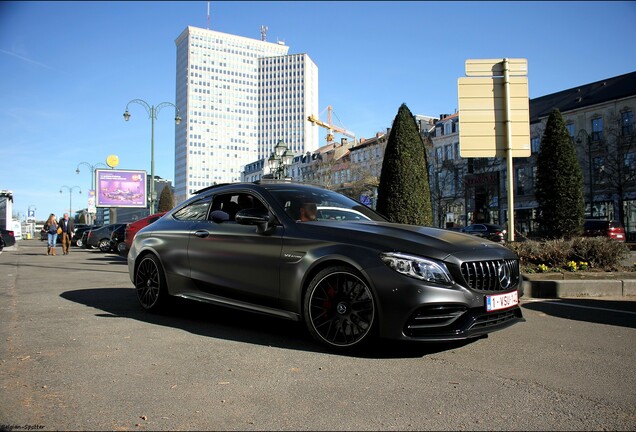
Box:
60;287;478;359
522;299;636;329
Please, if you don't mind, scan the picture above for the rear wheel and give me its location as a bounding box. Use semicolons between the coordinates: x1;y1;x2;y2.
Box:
76;238;83;248
303;266;376;350
134;254;169;312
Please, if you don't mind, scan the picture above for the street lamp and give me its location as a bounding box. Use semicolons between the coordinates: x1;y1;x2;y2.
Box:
267;140;294;180
576;129;594;217
59;185;82;215
76;162;108;192
123;99;181;214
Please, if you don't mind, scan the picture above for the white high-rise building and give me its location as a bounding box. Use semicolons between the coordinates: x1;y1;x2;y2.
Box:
258;53;319;160
174;26;319;203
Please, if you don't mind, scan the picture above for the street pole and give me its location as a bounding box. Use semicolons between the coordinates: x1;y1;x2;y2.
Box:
124;99;181;215
151;106;156;214
588;135;594;217
503;58;515;242
60;186;81;215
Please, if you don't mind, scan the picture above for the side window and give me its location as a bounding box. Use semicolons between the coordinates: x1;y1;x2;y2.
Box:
209;193;266;222
173;197;212;221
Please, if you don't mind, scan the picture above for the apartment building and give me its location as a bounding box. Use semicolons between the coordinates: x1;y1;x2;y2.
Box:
429;71;636;237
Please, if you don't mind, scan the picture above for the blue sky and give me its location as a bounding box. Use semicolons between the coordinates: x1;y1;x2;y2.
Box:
1;1;635;221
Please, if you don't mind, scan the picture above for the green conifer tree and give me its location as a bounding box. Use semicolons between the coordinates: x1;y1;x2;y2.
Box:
376;103;432;225
157;186;175;213
535;109;585;238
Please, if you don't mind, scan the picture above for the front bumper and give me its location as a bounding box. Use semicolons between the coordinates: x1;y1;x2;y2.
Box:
364;265;524;342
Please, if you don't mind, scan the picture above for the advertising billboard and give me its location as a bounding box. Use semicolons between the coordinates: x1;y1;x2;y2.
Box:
95;169;147;208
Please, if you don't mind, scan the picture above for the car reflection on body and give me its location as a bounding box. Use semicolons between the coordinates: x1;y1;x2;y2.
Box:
128;182;524;351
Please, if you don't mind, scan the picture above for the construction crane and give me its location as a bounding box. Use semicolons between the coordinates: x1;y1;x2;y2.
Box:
307;105;356;143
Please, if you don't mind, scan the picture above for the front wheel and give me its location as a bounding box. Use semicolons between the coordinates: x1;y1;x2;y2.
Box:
303;266;376;350
134;254;169;312
98;239;110;252
76;238;83;248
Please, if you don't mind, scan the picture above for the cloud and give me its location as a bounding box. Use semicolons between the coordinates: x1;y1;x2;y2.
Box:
0;48;55;70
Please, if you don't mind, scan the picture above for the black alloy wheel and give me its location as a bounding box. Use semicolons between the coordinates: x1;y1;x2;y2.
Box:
98;239;111;252
304;267;375;349
134;255;168;312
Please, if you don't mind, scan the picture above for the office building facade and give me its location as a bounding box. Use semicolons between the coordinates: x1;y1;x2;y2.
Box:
174;26;318;203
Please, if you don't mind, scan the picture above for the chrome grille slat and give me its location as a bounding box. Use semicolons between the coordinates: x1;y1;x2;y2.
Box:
460;259;519;292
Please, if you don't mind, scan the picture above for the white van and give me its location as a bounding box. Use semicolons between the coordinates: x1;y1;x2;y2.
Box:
12;220;22;240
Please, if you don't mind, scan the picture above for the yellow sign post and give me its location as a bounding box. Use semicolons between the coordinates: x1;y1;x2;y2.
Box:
458;58;530;241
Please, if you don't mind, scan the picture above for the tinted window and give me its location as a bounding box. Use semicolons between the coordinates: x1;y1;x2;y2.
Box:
173;197;212;221
267;187;385;222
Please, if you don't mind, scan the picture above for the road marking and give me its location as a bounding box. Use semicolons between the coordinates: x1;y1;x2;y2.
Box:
524;299;636;316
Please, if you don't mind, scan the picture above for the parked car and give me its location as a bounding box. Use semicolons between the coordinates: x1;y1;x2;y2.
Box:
128;182;524;352
1;228;16;248
73;224;99;247
0;233;4;253
109;224;128;255
461;223;507;243
123;212;167;253
87;224;126;252
582;219;626;242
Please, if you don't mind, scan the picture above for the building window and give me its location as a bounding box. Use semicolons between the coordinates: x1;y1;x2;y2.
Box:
591;117;603;141
566;123;575;139
531;137;540;153
445;144;452;160
622;110;634;136
445;123;452;135
435;147;443;163
515;167;526;195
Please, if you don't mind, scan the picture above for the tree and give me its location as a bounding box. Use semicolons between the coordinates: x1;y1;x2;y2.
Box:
376;103;432;225
157;186;175;212
535;109;585;239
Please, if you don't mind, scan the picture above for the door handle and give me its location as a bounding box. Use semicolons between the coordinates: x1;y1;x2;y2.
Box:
193;230;209;238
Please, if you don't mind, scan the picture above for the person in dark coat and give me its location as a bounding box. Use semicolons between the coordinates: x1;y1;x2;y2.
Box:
58;213;75;255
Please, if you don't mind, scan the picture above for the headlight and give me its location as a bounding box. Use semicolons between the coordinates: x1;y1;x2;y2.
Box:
380;252;453;285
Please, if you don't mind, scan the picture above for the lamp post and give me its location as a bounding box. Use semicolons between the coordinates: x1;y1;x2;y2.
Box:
267;140;294;180
76;162;108;192
59;186;82;215
123;99;181;214
576;129;594;217
76;162;106;224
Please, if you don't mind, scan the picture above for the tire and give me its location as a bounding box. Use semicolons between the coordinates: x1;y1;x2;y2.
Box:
134;254;169;312
98;239;110;252
76;238;83;248
303;266;376;350
117;242;127;255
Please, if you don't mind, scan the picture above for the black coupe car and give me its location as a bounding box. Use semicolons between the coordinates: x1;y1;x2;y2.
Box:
128;182;524;351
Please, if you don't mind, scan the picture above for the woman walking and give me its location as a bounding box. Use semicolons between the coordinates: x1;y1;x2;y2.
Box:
42;213;59;255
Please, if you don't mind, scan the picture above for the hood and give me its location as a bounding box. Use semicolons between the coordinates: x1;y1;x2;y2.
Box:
295;220;515;262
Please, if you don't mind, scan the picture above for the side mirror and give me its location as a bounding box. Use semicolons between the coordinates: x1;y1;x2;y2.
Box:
235;208;274;234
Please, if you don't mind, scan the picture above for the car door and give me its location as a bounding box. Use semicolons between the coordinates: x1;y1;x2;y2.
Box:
187;191;284;308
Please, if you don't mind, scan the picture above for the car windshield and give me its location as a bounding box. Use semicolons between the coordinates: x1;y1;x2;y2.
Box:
267;187;386;222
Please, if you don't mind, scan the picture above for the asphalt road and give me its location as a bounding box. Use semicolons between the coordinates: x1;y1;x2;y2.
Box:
1;240;635;431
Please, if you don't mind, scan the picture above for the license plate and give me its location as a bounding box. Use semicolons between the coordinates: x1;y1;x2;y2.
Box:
486;291;519;312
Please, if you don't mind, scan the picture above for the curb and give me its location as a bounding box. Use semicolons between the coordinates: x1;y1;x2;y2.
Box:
523;278;636;298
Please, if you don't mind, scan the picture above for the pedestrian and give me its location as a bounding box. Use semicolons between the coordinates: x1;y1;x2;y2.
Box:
42;213;59;256
58;212;75;255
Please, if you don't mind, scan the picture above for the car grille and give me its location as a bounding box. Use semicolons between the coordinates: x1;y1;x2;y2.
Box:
461;259;519;292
